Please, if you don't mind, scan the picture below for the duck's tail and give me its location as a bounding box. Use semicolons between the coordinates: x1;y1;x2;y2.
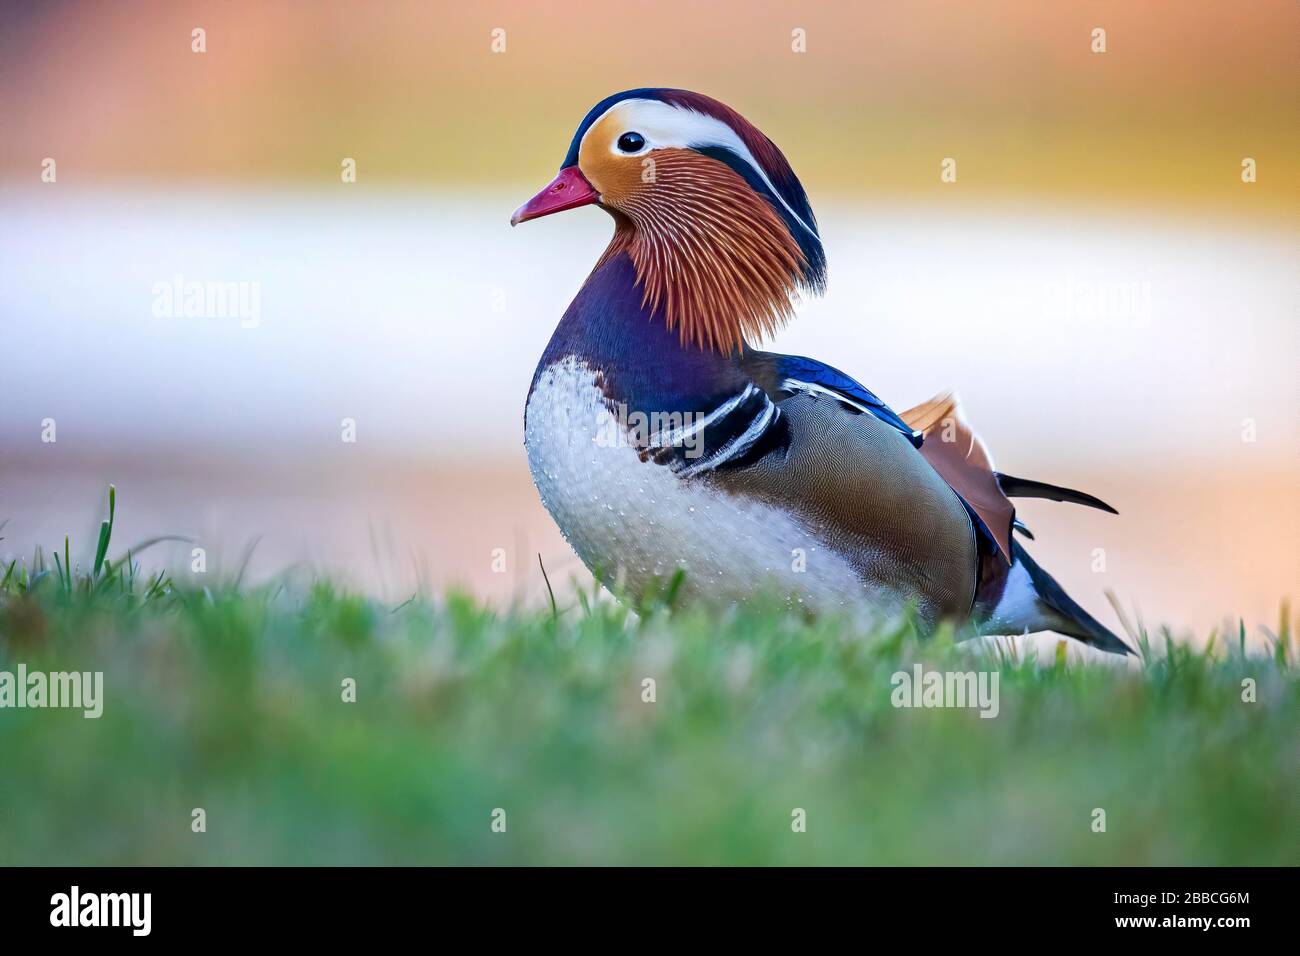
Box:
898;392;1132;656
981;539;1134;656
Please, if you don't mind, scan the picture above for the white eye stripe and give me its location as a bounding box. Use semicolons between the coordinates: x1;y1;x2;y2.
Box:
582;99;817;240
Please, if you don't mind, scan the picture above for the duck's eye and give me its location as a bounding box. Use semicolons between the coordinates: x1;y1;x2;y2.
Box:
617;132;646;153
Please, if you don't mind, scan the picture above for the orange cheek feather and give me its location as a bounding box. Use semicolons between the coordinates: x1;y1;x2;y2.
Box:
579;136;805;354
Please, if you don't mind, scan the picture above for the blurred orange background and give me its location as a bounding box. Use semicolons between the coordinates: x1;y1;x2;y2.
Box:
4;1;1297;208
1;1;1295;643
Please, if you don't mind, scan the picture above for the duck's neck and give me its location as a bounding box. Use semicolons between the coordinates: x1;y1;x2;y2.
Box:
534;251;749;413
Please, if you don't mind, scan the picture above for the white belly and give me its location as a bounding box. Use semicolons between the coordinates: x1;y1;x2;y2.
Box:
524;357;888;616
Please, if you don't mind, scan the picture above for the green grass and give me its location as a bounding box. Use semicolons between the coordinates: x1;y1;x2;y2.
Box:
0;488;1295;865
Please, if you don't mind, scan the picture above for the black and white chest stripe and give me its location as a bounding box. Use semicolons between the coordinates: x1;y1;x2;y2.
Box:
633;384;790;477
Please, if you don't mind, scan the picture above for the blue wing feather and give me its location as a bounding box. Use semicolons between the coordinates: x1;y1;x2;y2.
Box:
775;354;923;447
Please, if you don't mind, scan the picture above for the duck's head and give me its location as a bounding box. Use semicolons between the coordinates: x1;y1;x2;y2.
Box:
512;88;825;354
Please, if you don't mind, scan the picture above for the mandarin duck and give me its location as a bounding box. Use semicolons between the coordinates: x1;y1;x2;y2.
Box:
513;88;1131;655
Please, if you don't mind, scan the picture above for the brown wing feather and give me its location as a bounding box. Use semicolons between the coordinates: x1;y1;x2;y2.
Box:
901;392;1015;563
899;391;959;434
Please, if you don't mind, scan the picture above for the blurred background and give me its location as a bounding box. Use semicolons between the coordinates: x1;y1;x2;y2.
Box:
1;0;1295;641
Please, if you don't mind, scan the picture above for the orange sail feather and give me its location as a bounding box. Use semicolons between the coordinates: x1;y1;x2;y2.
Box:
901;393;1016;563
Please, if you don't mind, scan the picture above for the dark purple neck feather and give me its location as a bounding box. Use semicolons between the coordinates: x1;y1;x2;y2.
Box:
530;252;748;414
